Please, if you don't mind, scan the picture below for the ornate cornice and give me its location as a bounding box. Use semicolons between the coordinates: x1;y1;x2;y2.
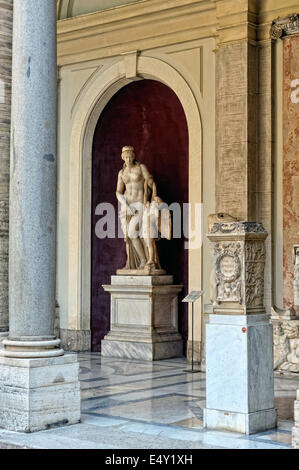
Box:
210;221;266;235
57;0;216;66
270;14;299;40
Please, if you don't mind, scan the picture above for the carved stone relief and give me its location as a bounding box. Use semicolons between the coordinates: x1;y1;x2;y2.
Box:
214;242;242;304
273;320;299;373
207;213;239;232
245;241;266;308
208;219;267;314
271;245;299;373
270;14;299;40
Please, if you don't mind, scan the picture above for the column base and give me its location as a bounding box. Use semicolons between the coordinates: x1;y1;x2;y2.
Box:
0;354;81;432
2;337;64;358
203;408;277;435
0;332;8;351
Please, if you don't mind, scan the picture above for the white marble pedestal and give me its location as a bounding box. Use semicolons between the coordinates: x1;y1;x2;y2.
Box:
204;314;277;434
0;354;81;432
102;275;183;361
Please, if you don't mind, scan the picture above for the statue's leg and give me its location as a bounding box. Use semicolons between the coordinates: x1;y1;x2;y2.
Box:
131;237;146;268
128;214;146;269
120;212;132;269
145;238;155;266
152;241;161;269
124;239;130;269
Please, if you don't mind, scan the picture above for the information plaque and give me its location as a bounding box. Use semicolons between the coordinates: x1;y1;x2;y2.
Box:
182;291;204;303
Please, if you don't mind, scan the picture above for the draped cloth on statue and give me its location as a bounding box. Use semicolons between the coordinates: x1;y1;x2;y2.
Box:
119;207;142;270
118;201;172;272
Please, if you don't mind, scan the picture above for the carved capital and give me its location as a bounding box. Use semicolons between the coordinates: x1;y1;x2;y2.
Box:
270;14;299;40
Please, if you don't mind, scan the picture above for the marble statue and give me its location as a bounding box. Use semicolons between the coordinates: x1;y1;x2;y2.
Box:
273;321;299;373
273;322;290;370
116;146;170;274
271;245;299;373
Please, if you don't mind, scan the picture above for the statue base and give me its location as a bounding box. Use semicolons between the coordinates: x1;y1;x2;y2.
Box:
101;275;183;361
116;267;166;276
204;314;277;434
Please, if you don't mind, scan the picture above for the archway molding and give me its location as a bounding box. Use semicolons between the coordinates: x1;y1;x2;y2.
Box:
66;54;203;344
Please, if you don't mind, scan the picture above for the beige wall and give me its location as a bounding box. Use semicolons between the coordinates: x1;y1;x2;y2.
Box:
57;0;216;355
56;0;299;353
57;0;143;19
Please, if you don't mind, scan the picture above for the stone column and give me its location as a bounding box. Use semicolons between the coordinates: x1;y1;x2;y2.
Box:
270;14;299;450
0;0;80;432
204;220;277;434
0;0;13;342
5;0;61;357
214;0;274;317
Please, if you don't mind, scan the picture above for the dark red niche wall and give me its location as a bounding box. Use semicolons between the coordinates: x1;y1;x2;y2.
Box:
91;79;189;352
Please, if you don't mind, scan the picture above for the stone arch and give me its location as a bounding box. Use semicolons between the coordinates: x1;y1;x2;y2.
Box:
66;54;203;340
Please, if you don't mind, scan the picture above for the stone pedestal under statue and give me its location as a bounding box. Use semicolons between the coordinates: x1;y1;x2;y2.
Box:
102;275;183;361
204;219;277;434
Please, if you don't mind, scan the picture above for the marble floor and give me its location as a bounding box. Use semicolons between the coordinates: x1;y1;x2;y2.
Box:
77;354;295;450
0;353;296;449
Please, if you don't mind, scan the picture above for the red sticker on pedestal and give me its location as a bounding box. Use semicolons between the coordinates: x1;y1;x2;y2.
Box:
242;327;247;333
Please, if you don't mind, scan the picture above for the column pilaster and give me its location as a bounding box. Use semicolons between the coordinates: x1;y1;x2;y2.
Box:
215;0;259;221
